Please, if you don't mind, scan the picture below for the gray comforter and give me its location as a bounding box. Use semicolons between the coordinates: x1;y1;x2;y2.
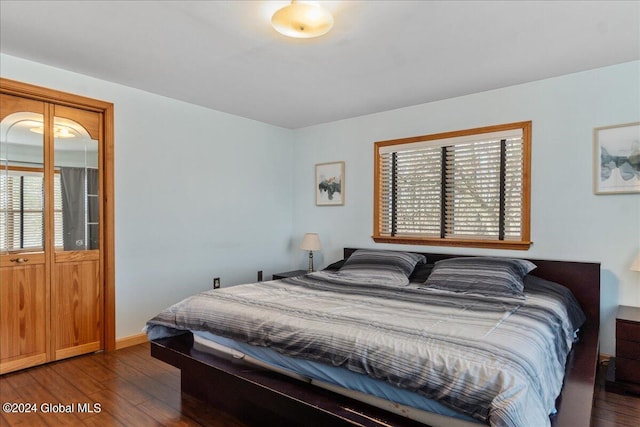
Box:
146;271;584;427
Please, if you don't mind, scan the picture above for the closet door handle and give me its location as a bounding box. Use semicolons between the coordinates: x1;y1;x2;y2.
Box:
9;258;29;264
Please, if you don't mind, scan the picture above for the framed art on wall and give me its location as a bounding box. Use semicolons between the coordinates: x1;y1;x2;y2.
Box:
593;122;640;194
316;161;344;206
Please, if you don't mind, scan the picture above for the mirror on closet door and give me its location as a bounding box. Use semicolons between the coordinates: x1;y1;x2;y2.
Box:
0;112;45;254
53;117;99;252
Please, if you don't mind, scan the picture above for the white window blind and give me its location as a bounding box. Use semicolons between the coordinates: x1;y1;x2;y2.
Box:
0;169;62;252
375;122;531;249
380;146;443;236
0;170;45;251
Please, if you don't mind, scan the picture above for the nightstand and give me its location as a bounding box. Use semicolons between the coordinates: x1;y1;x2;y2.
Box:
272;270;308;280
605;305;640;395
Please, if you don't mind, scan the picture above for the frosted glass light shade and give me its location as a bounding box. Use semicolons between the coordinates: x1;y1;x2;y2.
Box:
271;1;333;39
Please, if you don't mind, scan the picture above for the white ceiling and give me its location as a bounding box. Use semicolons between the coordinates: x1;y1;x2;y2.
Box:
1;1;638;129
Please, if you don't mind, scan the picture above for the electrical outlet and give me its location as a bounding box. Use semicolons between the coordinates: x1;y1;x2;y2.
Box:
213;277;220;289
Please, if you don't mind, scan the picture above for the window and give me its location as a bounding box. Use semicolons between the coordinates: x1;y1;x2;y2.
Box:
374;121;531;250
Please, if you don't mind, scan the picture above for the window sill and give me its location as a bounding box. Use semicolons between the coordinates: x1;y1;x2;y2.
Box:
371;235;532;250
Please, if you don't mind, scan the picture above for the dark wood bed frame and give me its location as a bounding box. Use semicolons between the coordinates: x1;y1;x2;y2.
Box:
150;248;600;427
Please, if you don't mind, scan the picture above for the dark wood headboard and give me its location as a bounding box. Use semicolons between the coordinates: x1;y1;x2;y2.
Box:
343;248;600;330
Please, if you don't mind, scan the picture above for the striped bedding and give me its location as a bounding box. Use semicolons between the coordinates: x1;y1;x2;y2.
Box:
146;271;585;427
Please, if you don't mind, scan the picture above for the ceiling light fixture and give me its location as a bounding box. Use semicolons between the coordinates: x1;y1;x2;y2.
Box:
271;1;333;39
29;125;76;138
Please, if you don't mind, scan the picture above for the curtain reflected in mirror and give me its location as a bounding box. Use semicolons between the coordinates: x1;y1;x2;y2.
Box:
59;167;98;250
54;117;99;251
0;112;45;254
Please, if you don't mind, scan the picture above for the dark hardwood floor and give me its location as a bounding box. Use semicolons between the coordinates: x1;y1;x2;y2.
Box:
0;343;247;427
591;360;640;427
1;343;638;426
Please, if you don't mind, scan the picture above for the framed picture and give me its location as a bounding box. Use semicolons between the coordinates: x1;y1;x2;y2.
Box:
316;161;344;206
593;122;640;194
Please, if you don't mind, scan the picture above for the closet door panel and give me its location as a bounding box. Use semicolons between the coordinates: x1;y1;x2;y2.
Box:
52;258;101;360
0;257;47;374
52;106;102;359
0;93;50;374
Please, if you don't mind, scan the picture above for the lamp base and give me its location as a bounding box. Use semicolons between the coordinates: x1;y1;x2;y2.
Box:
308;251;314;273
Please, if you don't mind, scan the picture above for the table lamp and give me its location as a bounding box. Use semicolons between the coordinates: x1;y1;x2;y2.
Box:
300;233;321;272
631;252;640;272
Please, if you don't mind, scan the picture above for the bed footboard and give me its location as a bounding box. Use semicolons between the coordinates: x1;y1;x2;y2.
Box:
151;333;428;427
151;329;598;427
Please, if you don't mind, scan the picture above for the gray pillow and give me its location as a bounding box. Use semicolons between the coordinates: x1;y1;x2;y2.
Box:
424;257;536;298
338;249;426;286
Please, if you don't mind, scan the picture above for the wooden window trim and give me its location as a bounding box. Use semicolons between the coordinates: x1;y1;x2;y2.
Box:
373;121;532;250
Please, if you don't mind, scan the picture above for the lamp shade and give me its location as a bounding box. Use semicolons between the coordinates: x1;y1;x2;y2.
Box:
271;1;333;39
300;233;321;251
631;252;640;272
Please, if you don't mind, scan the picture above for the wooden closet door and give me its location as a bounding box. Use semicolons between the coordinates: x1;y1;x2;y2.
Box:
1;78;115;375
51;105;103;360
0;94;49;374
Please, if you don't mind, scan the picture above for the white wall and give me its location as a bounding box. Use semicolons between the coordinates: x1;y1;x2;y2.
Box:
3;53;638;355
1;54;296;339
292;61;640;355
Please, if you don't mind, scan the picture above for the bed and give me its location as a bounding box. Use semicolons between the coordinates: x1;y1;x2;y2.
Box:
147;248;600;427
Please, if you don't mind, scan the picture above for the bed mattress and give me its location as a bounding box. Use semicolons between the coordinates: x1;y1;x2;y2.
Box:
191;330;480;427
